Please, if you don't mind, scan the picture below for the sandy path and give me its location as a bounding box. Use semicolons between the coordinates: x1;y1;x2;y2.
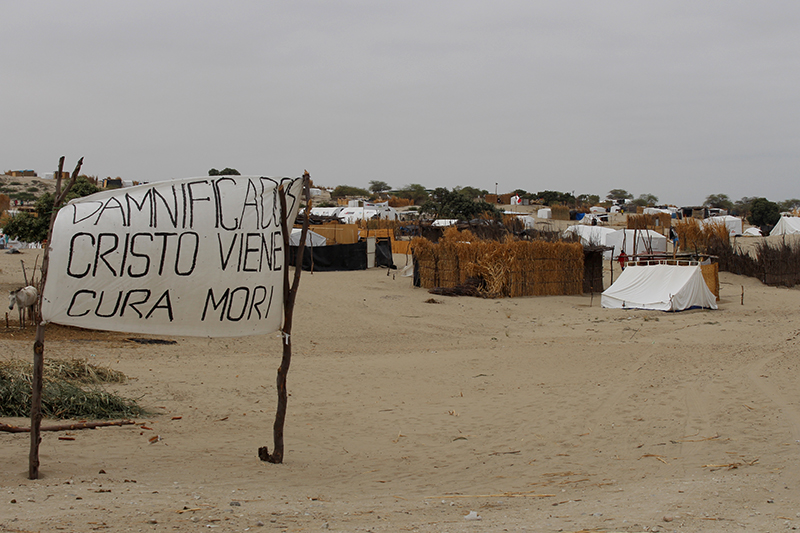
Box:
1;249;800;532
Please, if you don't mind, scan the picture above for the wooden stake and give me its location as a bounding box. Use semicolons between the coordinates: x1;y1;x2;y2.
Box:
20;260;29;285
258;172;311;464
29;156;81;480
3;420;135;433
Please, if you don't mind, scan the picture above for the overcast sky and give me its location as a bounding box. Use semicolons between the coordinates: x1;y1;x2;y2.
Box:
2;1;798;206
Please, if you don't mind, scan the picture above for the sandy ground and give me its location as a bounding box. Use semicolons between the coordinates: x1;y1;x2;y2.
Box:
2;247;800;533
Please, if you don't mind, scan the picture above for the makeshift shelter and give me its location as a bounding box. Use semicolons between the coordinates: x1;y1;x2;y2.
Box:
308;206;343;218
537;208;552;219
643;207;671;216
337;205;399;224
579;213;609;225
289;238;394;271
290;228;327;247
605;229;667;259
703;215;743;235
743;227;763;237
519;215;536;230
432;219;458;227
601;264;718;311
770;216;800;236
563;225;616;258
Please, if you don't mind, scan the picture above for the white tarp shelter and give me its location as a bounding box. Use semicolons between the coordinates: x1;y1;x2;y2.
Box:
338;205;399;224
290;228;327;247
308;206;342;218
643;207;671;215
770;216;800;236
519;215;536;230
605;229;667;259
431;219;458;227
703;215;743;235
580;213;608;225
589;206;607;214
601;264;718;311
743;227;762;237
563;225;616;258
537;208;552;219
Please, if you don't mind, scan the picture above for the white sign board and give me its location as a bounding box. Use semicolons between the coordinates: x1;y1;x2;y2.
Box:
42;176;304;337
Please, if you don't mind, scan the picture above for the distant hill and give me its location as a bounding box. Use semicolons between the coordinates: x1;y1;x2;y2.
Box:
0;174;59;204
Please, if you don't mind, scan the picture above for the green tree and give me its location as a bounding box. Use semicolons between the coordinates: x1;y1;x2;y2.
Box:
419;187;500;220
3;177;100;243
454;186;488;201
779;198;800;212
747;198;781;228
394;183;429;205
536;190;576;206
732;196;757;218
576;194;600;206
331;185;370;198
704;193;733;212
632;193;659;207
607;189;633;202
368;180;391;194
208;168;240;176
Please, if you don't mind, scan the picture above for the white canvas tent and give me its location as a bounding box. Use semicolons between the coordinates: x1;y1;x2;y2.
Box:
605;229;667;259
703;215;743;235
602;264;718;311
290;228;327;247
770;216;800;236
537;208;552;219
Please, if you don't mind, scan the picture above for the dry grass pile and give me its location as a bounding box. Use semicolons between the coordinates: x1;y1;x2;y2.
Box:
502;215;525;234
413;232;583;298
0;358;147;419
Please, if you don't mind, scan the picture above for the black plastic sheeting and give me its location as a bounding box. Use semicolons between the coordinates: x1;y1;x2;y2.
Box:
374;239;395;269
288;240;394;271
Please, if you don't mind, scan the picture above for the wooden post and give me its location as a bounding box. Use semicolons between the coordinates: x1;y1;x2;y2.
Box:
258;172;311;464
29;156;81;480
20;260;29;286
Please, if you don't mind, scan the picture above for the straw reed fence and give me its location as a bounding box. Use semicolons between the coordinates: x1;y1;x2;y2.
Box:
388;196;415;208
627;213;671;235
673;218;730;254
550;205;571;221
674;218;800;287
412;229;583;298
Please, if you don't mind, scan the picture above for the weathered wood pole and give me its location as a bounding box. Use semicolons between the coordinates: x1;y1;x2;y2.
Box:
258;172;311;464
29;156;81;479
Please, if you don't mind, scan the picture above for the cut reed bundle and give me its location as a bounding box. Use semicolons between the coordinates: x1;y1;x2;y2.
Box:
0;358;146;419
